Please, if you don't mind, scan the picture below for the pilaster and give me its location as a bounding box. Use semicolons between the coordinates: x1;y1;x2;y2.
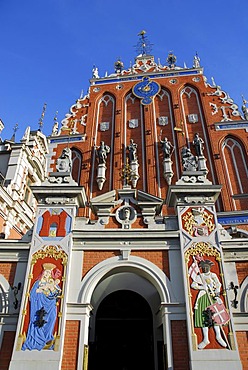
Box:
9;165;87;370
167;174;242;369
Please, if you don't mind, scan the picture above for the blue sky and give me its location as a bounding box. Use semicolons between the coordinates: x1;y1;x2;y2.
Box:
1;0;248;141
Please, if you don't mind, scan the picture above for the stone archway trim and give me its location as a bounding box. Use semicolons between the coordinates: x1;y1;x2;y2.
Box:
79;255;177;304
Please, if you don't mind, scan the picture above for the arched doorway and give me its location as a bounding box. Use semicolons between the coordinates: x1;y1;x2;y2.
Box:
88;290;154;370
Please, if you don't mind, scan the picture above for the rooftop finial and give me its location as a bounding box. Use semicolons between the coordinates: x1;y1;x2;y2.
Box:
13;123;18;134
242;95;247;105
166;51;177;68
135;30;153;56
10;123;18;142
92;65;99;79
241;95;248;120
38;103;47;131
114;57;124;73
51;111;59;136
193;52;201;68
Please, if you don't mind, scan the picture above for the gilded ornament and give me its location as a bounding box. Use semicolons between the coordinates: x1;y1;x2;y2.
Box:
182;208;215;237
185;242;220;263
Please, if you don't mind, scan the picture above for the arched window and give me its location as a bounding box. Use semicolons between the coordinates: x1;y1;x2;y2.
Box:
99;94;114;107
155;88;173;127
180;85;202;131
71;148;82;184
97;94;115;132
222;137;248;204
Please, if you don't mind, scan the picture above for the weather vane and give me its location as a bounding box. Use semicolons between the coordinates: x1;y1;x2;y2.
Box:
135;30;153;56
38;103;47;131
13;123;19;134
10;123;19;142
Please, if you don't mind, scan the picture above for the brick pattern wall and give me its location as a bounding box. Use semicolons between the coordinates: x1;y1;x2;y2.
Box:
131;250;170;278
0;262;17;286
61;320;80;370
82;250;169;278
236;262;248;285
236;331;248;370
82;251;120;277
171;320;189;370
0;331;15;370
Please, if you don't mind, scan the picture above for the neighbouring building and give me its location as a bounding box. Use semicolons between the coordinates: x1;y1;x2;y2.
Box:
0;33;248;370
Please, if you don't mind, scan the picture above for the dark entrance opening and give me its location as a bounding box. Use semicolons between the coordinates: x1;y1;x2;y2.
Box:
88;290;154;370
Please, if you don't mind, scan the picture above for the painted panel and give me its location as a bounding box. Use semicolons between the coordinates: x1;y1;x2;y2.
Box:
17;246;67;351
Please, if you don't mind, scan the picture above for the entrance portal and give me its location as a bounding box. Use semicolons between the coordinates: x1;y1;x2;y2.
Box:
88;290;154;370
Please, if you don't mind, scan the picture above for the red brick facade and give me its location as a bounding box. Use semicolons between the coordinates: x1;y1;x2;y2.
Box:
82;250;170;278
61;321;80;370
236;262;248;285
0;331;16;370
236;332;248;370
0;262;17;286
82;251;120;277
171;320;190;369
50;68;247;215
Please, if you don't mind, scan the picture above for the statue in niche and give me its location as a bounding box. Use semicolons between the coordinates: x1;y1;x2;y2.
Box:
189;257;228;349
160;137;174;159
193;133;204;157
127;139;138;162
56;147;72;172
181;147;198;171
96;141;110;164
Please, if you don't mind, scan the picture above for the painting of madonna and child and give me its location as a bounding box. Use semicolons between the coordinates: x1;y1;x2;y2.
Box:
187;252;232;350
21;259;64;351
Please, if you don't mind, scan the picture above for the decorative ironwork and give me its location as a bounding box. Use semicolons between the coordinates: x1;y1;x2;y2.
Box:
228;282;239;309
11;282;22;310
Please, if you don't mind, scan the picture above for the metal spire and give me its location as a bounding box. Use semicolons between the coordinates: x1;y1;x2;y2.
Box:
38;103;47;131
135;30;153;56
10;123;19;142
